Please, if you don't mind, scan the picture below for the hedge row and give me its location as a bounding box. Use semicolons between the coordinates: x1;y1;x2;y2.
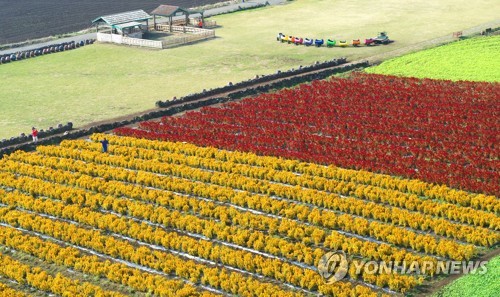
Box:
0;60;368;158
156;57;349;107
0;122;73;149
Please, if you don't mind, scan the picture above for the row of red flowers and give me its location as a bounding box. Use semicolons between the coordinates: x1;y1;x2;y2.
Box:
115;73;499;196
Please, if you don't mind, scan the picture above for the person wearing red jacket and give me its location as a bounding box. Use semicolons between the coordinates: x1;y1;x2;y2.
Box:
31;127;38;143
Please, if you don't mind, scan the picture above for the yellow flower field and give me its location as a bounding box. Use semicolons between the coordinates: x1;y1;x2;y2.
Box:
0;134;497;296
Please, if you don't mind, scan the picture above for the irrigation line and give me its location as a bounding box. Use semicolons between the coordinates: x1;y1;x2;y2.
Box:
0;221;231;297
0;209;313;296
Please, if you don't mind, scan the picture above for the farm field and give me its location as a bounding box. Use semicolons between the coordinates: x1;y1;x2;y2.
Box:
0;0;498;295
0;0;221;44
1;0;500;139
0;133;497;296
367;35;500;82
116;73;500;196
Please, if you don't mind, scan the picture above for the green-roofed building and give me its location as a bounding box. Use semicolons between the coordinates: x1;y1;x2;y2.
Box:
92;10;152;38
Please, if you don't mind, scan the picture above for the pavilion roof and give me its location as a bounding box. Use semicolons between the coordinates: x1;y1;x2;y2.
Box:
151;5;191;17
92;10;152;26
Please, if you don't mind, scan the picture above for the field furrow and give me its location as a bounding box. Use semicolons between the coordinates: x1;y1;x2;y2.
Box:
0;251;126;297
10;147;497;249
0;202;381;296
0;281;30;297
0;126;497;296
0;157;480;262
68;137;500;226
0;175;411;294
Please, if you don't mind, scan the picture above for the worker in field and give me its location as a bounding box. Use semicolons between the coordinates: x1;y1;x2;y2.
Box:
100;138;109;153
31;127;38;143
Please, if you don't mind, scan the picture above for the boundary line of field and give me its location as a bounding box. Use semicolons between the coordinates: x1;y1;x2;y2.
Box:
0;60;367;157
1;18;498;157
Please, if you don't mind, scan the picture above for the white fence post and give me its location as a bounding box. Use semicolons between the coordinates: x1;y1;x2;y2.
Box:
97;28;214;49
97;32;162;49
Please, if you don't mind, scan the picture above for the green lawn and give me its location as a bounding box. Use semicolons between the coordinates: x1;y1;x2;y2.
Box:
0;0;498;138
432;255;500;297
366;35;500;82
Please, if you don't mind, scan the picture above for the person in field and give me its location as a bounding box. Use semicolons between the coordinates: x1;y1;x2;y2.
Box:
100;138;109;153
31;127;38;143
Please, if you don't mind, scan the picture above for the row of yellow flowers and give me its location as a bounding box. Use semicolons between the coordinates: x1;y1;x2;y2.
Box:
0;165;440;274
72;138;499;227
0;155;478;261
30;144;499;246
0;251;125;297
89;133;499;212
11;145;498;249
0;156;443;273
0;197;380;296
0;224;295;297
0;171;419;294
0;282;27;297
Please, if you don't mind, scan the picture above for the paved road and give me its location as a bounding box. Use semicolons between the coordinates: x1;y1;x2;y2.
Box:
0;0;286;56
203;0;286;17
0;33;97;56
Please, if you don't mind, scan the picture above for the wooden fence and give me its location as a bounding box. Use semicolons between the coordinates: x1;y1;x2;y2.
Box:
164;31;215;48
152;25;215;48
97;25;215;49
96;33;162;49
202;20;218;28
148;18;217;29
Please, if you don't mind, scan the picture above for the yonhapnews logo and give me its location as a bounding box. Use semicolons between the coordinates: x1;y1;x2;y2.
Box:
317;250;489;283
317;251;349;283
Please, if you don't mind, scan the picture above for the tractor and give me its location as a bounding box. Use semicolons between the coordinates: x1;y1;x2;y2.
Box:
365;32;393;45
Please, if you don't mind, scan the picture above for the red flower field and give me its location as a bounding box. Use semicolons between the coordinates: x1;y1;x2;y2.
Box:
116;73;499;195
